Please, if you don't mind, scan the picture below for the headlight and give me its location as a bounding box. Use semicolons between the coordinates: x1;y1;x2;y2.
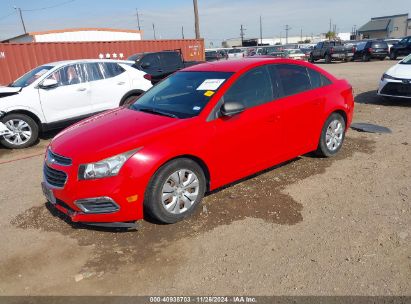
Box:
78;148;140;180
381;73;396;81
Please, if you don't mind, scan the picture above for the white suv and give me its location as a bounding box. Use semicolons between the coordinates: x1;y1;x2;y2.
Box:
0;59;152;148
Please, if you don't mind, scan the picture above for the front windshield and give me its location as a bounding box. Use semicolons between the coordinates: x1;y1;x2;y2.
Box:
9;65;54;87
130;71;233;118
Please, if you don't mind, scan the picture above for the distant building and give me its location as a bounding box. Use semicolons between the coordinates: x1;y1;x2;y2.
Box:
358;13;409;39
222;35;324;48
2;28;143;43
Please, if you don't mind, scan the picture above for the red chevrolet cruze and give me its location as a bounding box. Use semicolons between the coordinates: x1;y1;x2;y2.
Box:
42;58;353;227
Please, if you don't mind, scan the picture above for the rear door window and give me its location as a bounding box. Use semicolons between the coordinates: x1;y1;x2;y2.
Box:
276;64;311;96
371;41;388;48
140;54;160;70
160;52;181;70
307;68;332;88
85;63;104;82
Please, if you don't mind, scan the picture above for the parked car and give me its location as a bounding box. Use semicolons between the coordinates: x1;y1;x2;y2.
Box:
378;54;411;99
128;50;202;84
309;41;354;63
227;48;245;59
0;59;152;149
205;50;222;62
390;36;411;60
283;49;307;60
42;58;354;227
385;38;401;53
352;40;389;61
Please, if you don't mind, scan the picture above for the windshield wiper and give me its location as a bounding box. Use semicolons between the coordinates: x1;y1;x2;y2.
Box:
138;107;178;119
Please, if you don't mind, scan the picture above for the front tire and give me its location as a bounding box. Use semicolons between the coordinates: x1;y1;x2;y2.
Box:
0;113;39;149
389;52;397;60
325;54;332;64
316;113;346;157
144;158;206;224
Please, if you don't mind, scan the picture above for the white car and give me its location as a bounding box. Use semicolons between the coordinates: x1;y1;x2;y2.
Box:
283;49;307;60
0;59;152;149
378;54;411;100
227;48;245;59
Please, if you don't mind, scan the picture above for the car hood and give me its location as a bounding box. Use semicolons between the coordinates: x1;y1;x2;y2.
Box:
50;107;182;163
0;86;21;98
387;63;411;79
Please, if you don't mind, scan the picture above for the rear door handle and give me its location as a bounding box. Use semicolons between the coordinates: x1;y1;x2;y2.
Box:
77;87;87;91
117;81;126;85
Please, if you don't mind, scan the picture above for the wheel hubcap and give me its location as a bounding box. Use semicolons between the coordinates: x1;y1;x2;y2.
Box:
3;119;32;145
326;119;343;151
161;169;200;215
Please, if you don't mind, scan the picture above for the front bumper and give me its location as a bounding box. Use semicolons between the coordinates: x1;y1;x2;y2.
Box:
378;79;411;99
42;160;147;224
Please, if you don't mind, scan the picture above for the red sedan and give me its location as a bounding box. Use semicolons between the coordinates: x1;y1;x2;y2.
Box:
42;58;354;227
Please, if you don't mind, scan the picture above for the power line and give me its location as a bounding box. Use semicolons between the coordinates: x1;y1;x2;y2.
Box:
0;11;16;21
21;0;75;12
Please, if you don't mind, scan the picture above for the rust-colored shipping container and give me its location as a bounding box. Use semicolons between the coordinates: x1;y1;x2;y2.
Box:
0;39;204;85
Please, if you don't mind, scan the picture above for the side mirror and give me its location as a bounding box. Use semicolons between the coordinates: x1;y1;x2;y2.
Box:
140;62;151;69
40;78;58;89
220;101;245;117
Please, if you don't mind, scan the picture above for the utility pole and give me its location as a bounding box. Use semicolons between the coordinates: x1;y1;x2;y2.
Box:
259;15;263;46
329;19;332;32
284;24;291;44
240;24;246;46
152;23;156;40
300;28;303;42
14;7;27;34
193;0;200;39
182;26;185;39
135;9;141;31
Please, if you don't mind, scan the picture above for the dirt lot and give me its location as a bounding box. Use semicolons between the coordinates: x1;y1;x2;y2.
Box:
0;60;409;296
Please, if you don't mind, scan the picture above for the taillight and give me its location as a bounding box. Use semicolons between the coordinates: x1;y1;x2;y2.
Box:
368;48;373;53
352;47;355;53
144;74;152;81
330;47;334;54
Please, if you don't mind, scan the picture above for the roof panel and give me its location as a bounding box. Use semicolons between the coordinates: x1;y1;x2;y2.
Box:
358;19;390;32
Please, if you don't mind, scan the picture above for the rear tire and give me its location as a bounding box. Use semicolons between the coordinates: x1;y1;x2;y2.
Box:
144;158;206;224
120;93;142;106
316;113;346;158
308;54;315;63
362;54;370;62
0;113;39;149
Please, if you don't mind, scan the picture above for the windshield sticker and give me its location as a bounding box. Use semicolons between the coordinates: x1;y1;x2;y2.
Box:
34;69;50;77
204;90;215;97
196;79;225;91
193;106;201;111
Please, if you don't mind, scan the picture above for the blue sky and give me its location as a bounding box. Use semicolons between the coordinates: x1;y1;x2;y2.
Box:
0;0;410;46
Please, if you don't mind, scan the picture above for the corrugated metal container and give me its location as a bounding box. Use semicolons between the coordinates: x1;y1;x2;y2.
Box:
0;39;204;85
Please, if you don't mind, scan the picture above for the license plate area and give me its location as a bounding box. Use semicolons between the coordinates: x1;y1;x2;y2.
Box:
42;182;56;205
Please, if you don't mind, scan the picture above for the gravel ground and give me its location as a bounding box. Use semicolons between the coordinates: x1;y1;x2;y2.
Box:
0;60;409;296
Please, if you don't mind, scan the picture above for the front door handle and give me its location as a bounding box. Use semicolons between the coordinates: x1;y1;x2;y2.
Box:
268;114;280;123
77;87;87;91
117;81;126;85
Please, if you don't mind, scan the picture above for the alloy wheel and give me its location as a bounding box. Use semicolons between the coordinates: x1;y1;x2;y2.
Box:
3;119;32;146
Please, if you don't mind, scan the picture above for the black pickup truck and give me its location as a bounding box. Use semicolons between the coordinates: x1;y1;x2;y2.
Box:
309;41;354;63
128;50;202;84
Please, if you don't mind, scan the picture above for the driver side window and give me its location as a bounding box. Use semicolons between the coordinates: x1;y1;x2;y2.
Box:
46;64;86;86
223;66;273;109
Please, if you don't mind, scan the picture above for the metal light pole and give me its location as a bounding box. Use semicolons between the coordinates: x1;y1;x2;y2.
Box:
152;23;156;40
14;7;27;34
259;16;263;46
193;0;200;39
136;9;141;31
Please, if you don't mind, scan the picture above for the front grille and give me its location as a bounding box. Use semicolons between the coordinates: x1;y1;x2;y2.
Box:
47;149;72;166
381;82;411;97
43;165;67;188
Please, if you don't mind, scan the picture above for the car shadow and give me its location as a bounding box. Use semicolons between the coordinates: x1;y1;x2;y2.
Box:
355;90;411;107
